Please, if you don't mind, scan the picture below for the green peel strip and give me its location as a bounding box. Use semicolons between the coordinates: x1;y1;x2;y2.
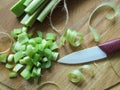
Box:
88;2;119;42
60;28;83;47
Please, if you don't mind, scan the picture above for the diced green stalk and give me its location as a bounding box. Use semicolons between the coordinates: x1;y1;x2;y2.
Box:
9;72;17;78
37;31;43;38
37;0;59;22
5;63;14;69
46;33;56;40
21;0;49;27
52;52;59;61
23;0;33;6
18;32;29;44
12;42;26;52
19;56;31;64
14;51;24;63
13;64;23;72
10;0;26;17
25;0;45;15
22;26;28;32
20;68;31;80
11;28;22;38
7;54;14;63
0;54;7;63
41;60;51;69
25;45;36;57
32;67;41;76
50;42;58;50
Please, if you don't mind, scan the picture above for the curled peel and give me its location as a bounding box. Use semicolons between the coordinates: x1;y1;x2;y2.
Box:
60;28;83;47
88;2;119;42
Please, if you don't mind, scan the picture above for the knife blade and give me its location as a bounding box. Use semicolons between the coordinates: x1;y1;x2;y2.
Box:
58;38;120;64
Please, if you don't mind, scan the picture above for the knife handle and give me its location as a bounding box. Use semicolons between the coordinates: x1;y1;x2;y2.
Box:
98;38;120;54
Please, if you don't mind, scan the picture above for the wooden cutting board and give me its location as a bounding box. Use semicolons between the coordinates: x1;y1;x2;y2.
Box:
1;0;120;90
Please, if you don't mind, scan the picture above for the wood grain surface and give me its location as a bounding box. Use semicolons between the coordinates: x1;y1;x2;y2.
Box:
1;0;120;90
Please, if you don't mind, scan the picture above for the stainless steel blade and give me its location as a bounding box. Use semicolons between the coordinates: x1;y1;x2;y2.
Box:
57;46;107;64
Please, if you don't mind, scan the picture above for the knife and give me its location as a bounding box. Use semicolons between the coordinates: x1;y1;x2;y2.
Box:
57;38;120;64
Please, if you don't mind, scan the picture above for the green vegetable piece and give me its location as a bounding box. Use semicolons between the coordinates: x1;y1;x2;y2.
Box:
20;68;31;80
22;26;28;32
10;0;26;17
39;39;47;51
43;57;48;62
44;48;52;57
37;31;43;38
32;67;41;77
34;37;42;43
41;60;51;69
9;72;17;78
12;42;26;52
46;33;56;40
21;0;49;27
52;52;59;61
18;32;29;44
7;54;14;63
14;51;24;63
68;69;84;84
5;63;14;69
11;28;22;38
28;39;36;46
25;0;45;15
13;64;23;72
0;54;7;63
37;0;58;22
19;56;31;64
50;42;58;50
25;45;36;57
24;0;32;6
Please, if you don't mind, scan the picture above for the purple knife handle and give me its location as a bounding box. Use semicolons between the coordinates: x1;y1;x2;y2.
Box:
98;38;120;55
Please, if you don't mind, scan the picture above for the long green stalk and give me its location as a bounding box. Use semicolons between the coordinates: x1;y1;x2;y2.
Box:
23;0;33;6
25;0;45;15
21;0;49;27
10;0;26;17
37;0;60;22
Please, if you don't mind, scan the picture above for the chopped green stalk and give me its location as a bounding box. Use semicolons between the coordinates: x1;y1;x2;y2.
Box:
13;64;23;72
9;72;17;78
0;54;7;63
20;67;31;80
19;56;31;64
14;51;24;63
18;32;29;44
7;54;14;63
43;57;48;62
52;52;59;61
42;60;51;69
26;45;36;57
12;42;26;52
32;67;41;77
37;0;59;22
11;28;22;38
21;0;49;27
34;37;42;43
25;0;45;15
46;33;56;40
5;63;14;69
10;0;26;17
50;42;58;50
22;26;28;32
37;31;43;38
23;0;33;6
